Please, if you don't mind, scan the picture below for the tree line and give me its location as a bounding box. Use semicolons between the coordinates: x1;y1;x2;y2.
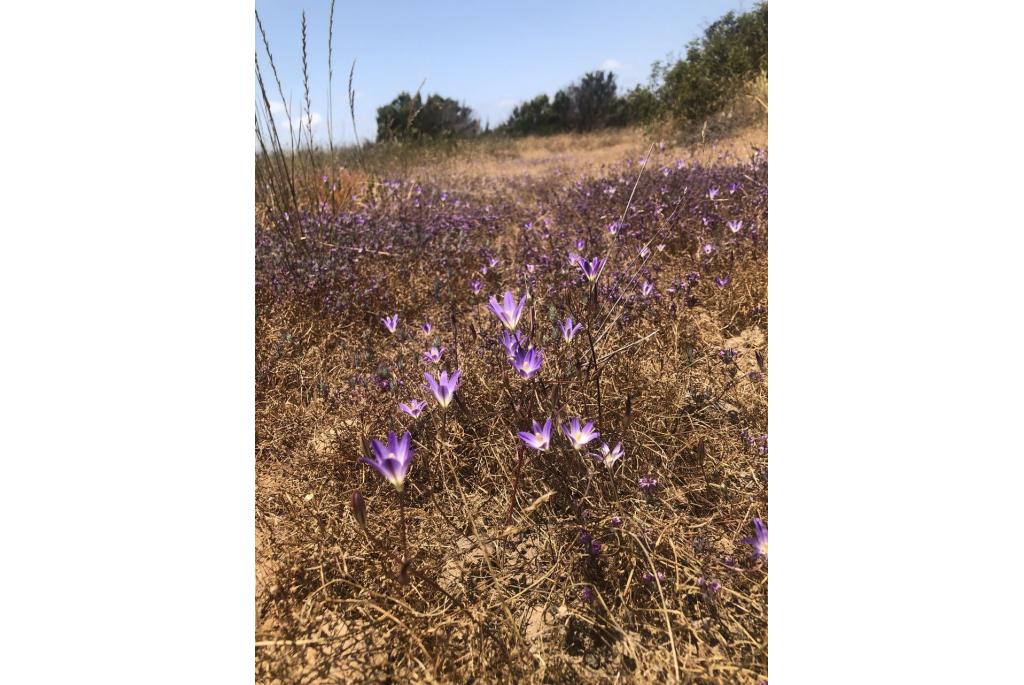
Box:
375;2;767;142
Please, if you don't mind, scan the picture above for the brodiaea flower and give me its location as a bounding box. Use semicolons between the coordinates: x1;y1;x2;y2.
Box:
488;291;527;331
470;280;483;295
593;442;624;469
702;243;715;255
381;314;399;334
715;276;730;288
424;369;461;408
560;316;583;343
641;281;654;297
421;322;433;335
742;518;768;561
517;418;552;451
641;570;666;584
638;245;651;259
727;220;743;233
607;220;622;235
708;186;719;200
511;345;543;379
638;476;658;493
578;256;606;282
399;399;427;418
562;418;600;450
699;577;722;598
423;346;445;364
360;431;414;492
501;329;525;359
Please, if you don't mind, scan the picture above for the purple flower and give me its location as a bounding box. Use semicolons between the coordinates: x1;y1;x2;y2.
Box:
610;515;622;527
702;243;715;255
593;442;623;469
562;418;600;450
607;220;622;235
708;186;719;200
641;570;666;585
518;418;552;451
424;369;461;409
655;243;666;252
698;577;722;598
381;314;399;334
470;279;483;295
421;322;433;335
559;316;583;343
360;431;414;492
640;281;654;297
399;399;427;418
501;329;525;359
589;540;602;556
638;245;651;259
742;518;768;561
715;275;730;288
638;476;658;493
423;346;445;364
488;256;499;268
511;345;543;380
580;586;594;603
727;219;743;233
488;291;527;331
718;348;738;364
578;256;606;282
575;238;586;251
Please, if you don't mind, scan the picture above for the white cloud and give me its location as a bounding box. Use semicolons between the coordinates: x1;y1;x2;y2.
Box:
262;102;321;129
275;111;322;130
600;58;623;71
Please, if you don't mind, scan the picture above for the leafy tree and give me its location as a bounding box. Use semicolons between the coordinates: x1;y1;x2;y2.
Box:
503;94;559;136
658;2;768;123
376;92;480;142
566;70;619;132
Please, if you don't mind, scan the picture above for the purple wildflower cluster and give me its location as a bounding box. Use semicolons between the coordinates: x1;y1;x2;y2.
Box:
489;291;544;379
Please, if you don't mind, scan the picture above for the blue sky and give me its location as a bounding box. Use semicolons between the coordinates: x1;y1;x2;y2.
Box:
255;0;749;145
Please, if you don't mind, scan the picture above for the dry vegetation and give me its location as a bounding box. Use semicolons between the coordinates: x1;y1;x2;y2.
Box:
256;126;768;683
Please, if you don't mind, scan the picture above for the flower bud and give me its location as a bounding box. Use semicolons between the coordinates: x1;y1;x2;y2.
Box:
350;490;367;530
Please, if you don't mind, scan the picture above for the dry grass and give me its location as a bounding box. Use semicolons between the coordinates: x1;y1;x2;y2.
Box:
332;124;767;186
256;127;767;683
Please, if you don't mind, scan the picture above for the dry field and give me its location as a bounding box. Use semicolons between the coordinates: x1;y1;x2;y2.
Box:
256;126;768;683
